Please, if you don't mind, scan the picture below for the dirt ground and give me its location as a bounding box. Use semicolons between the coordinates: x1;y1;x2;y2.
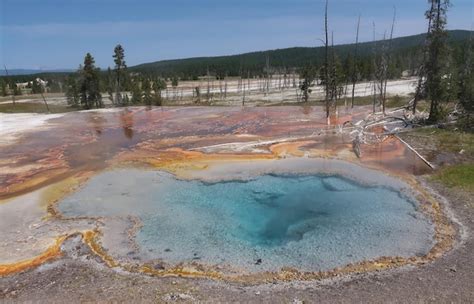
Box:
0;177;472;303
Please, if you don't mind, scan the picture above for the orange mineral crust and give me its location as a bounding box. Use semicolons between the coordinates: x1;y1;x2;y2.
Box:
0;106;452;281
0;236;66;276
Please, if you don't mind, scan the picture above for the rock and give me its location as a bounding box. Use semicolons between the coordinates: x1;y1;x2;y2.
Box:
255;258;262;265
163;293;194;301
164;248;172;252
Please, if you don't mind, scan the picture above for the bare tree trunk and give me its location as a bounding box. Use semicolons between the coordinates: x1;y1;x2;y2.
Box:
224;74;228;99
379;31;387;113
382;7;397;115
264;54;271;96
351;14;361;109
207;67;210;104
40;90;50;112
331;31;337;115
278;70;282;91
247;71;251;97
219;77;223;98
372;22;377;114
3;65;16;106
344;79;349;109
324;0;330;121
242;71;246;106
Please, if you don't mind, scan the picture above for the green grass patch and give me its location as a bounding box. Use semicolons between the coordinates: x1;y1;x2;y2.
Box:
0;93;66;103
413;128;474;156
0;102;77;114
335;94;421;109
432;164;474;193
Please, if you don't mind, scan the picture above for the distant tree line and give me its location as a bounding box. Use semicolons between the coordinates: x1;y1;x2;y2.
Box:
1;30;470;90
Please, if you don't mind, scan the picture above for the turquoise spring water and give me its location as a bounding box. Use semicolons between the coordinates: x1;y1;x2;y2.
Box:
58;169;434;272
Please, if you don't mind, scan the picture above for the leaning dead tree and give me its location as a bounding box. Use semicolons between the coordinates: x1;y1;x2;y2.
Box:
39;85;50;112
343;107;421;160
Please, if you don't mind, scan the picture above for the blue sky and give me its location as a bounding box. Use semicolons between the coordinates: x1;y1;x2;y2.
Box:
0;0;472;70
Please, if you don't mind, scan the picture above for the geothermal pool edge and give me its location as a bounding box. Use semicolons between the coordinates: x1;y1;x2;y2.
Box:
2;157;454;284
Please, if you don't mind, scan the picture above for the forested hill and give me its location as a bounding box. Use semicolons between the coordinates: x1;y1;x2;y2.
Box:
2;30;472;83
130;30;473;79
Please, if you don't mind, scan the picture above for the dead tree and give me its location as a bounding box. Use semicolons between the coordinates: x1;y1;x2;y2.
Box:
247;71;251;96
343;77;349;109
39;89;50;112
206;67;210;104
224;74;228;99
382;8;397;115
331;31;338;113
372;22;377;113
242;71;246;106
219;77;223;98
377;32;388;114
351;14;361;109
3;65;16;106
324;0;330;120
195;86;201;104
265;54;271;96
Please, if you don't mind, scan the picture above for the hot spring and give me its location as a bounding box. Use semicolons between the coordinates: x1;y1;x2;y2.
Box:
58;159;435;274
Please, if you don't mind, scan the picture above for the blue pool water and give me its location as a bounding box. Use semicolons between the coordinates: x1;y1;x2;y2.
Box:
59;169;434;272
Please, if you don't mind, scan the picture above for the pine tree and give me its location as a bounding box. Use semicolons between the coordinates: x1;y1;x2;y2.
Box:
123;94;130;105
79;53;102;109
130;78;142;105
142;78;153;105
13;83;22;96
153;78;166;106
171;76;179;88
330;52;345;103
106;67;114;104
299;65;317;103
424;0;451;122
113;44;127;105
65;75;80;106
31;78;43;94
0;79;7;97
457;36;473;128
